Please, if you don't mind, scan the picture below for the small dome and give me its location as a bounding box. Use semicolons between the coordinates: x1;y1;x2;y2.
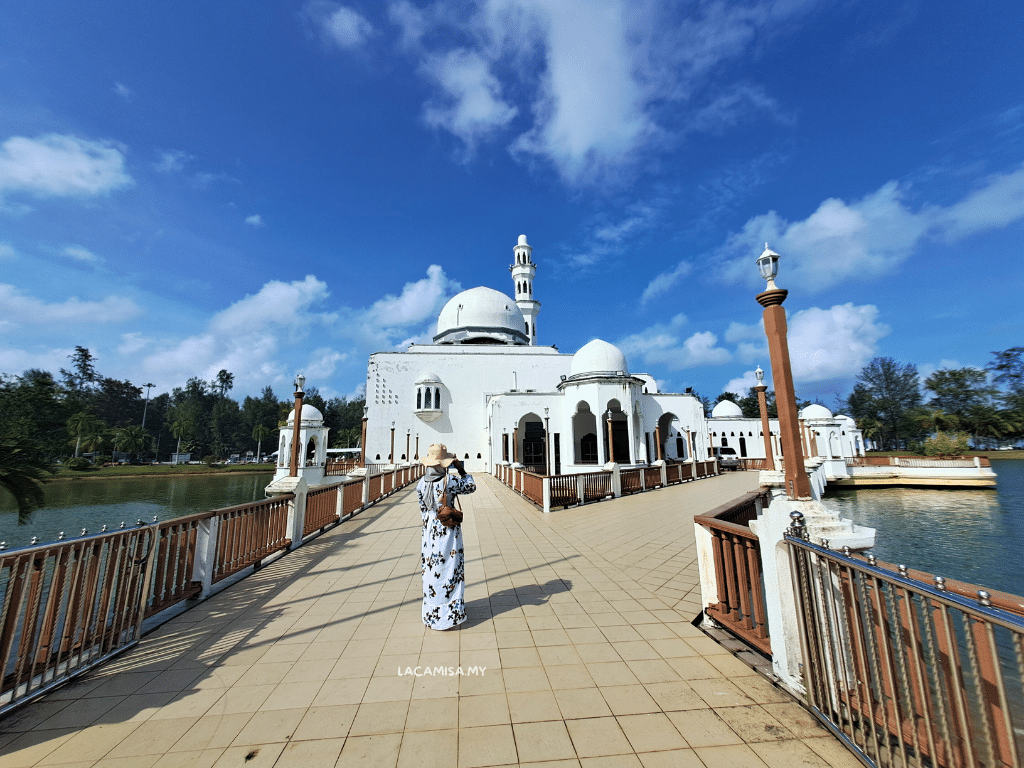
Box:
518;234;528;246
434;286;528;345
287;404;324;424
835;414;857;427
800;404;833;420
570;339;629;377
415;371;441;385
711;400;743;418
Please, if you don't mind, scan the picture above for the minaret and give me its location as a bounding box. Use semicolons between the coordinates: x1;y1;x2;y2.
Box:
509;234;540;345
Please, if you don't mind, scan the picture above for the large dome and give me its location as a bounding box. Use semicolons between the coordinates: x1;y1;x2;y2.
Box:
287;403;324;424
434;286;528;345
570;339;629;377
800;404;833;420
711;400;743;418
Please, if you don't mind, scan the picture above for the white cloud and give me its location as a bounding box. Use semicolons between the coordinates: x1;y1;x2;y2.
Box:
0;134;133;201
685;84;793;135
0;284;141;325
0;346;77;376
388;0;428;48
361;264;459;330
618;315;733;370
305;1;374;49
0;243;16;259
245;214;264;227
713;162;1024;292
641;261;692;305
422;49;517;150
113;82;133;101
722;370;761;397
61;244;101;263
787;303;889;382
154;149;193;173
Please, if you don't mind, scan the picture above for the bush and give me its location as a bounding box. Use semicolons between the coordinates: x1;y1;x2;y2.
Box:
202;455;219;467
923;431;971;456
65;457;92;471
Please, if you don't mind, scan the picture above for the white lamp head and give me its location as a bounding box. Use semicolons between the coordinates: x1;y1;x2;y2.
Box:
756;243;781;289
294;373;306;394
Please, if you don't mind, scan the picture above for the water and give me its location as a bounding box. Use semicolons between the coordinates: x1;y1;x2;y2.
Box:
820;459;1024;597
0;472;274;550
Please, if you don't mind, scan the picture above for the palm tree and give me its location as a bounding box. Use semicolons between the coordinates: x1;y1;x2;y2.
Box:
252;424;271;464
67;412;104;458
0;437;53;522
215;369;234;398
170;419;192;462
114;425;151;463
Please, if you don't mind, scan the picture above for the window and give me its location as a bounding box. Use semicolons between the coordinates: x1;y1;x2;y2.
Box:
425;388;432;408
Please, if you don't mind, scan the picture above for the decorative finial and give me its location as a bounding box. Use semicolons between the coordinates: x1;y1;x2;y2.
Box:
898;564;908;577
934;576;946;591
978;590;992;607
81;528;88;536
867;554;877;566
58;532;65;540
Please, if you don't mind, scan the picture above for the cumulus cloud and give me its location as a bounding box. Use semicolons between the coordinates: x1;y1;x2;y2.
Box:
787;303;889;382
154;149;193;173
358;264;460;332
0;284;141;325
422;49;517;150
721;370;761;397
685;83;794;135
0;134;133;200
305;1;374;49
245;214;264;227
641;261;692;305
618;314;732;370
0;243;16;259
710;162;1024;292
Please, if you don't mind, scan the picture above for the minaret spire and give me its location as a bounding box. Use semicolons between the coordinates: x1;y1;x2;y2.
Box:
509;234;540;345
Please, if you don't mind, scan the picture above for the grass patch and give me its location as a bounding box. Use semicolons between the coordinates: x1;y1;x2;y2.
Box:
52;463;276;480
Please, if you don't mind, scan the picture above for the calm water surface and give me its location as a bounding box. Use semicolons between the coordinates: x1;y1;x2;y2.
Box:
0;473;274;550
820;458;1024;597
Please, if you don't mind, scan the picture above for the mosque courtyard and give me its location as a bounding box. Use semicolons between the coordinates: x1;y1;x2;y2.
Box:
0;472;860;768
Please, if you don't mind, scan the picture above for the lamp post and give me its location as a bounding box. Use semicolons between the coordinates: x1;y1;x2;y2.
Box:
406;428;411;462
289;374;305;477
415;432;419;460
753;365;775;471
359;406;368;467
755;244;810;499
389;421;395;463
141;382;155;428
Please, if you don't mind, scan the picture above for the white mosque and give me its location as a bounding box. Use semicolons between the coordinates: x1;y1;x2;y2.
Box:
349;234;864;477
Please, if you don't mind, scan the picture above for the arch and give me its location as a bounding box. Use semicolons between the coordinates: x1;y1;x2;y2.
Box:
435;387;440;407
517;412;546;471
375;453;381;460
572;401;598;464
424;388;432;408
305;436;317;466
278;435;288;466
416;390;422;409
657;412;684;460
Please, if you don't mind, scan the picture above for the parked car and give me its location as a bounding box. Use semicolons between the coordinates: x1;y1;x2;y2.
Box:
713;446;741;471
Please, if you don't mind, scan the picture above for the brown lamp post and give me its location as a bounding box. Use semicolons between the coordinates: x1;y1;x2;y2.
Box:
543;407;551;475
289;374;305;477
754;366;775;471
389;421;395;463
405;429;410;462
415;432;419;460
655;424;663;461
755;245;811;499
359;406;368;467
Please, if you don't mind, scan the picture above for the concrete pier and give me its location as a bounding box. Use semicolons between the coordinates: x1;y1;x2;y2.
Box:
0;473;859;768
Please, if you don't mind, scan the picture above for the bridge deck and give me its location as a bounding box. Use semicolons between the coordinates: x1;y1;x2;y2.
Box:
0;473;859;768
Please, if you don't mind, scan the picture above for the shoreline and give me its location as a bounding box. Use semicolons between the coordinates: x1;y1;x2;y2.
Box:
49;465;276;482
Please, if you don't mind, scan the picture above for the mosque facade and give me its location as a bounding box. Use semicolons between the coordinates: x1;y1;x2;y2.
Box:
357;234;863;476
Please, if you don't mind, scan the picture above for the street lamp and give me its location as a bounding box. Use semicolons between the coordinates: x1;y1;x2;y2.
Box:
289;373;306;477
606;409;615;464
359;406;368;468
543;407;551;475
406;428;411;462
389;421;396;463
755;246;810;499
141;383;155;428
753;365;775;471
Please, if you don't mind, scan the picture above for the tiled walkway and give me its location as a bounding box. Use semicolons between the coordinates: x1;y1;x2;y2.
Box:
0;473;860;768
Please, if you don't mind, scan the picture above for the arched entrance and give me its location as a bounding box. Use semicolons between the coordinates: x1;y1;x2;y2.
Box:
517;413;546;473
657;412;686;460
572;402;598;464
603;399;630;464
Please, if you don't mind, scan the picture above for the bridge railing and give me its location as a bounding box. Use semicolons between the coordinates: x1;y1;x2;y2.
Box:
0;463;425;717
787;522;1024;768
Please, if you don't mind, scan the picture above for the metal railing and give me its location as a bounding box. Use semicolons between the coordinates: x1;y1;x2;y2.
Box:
846;456;991;468
304;484;341;536
787;519;1024;768
213;497;292;583
621;468;642;494
694;491;771;655
1;526;155;716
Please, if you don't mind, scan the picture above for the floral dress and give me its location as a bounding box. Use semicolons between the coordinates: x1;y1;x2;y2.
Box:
417;472;476;630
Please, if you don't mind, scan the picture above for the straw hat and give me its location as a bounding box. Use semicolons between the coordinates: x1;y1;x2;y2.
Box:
422;443;457;468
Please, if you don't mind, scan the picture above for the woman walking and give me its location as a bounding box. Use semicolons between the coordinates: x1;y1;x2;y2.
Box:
417;444;475;630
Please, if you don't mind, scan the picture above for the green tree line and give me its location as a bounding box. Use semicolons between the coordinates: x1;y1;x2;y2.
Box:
0;346;365;515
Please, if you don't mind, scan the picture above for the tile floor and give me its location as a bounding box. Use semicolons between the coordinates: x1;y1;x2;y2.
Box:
0;472;862;768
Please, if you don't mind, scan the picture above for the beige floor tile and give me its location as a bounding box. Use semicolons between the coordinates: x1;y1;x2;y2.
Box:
204;684;276;716
211;742;287;768
507;689;562;723
714;706;794;743
363;673;416;703
665;657;723;681
759;703;829;739
749;739;836;768
97;691;177;724
460;634;499;652
624;659;681;685
170;713;254;752
274;737;347;767
637;748;706;768
0;728;77;767
693;744;769;768
499;646;543;668
554;687;613;720
458;723;518;768
513;720;576;763
613;642;659;662
257;680;321;710
350;700;410;735
600;626;644;643
687;678;756;708
496;630;535;649
104;716;198;757
574;644;621;664
503;666;551;693
459;693;512;728
566;628;607;645
291;704;358;741
37;722;142;765
546;664;595;690
414;671;461;699
34;695;124;730
153;750;225;768
599;685;660;716
397;728;459;768
231;707;306;746
665;709;743;748
564;717;633;758
617;712;688;752
406;696;459;731
586;662;640;688
518;760;581;768
234;662;293;687
802;737;865;768
92;755;161;767
577;755;643;767
312;677;370;706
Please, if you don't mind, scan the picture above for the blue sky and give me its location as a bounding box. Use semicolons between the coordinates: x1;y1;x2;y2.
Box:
1;0;1022;407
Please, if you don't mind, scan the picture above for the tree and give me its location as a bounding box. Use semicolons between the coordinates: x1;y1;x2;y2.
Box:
849;357;923;450
67;412;105;458
59;346;99;393
114;425;151;462
170;418;193;459
986;347;1024;393
214;369;234;399
924;368;995;420
252;424;271;462
94;378;144;427
0;436;53;522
